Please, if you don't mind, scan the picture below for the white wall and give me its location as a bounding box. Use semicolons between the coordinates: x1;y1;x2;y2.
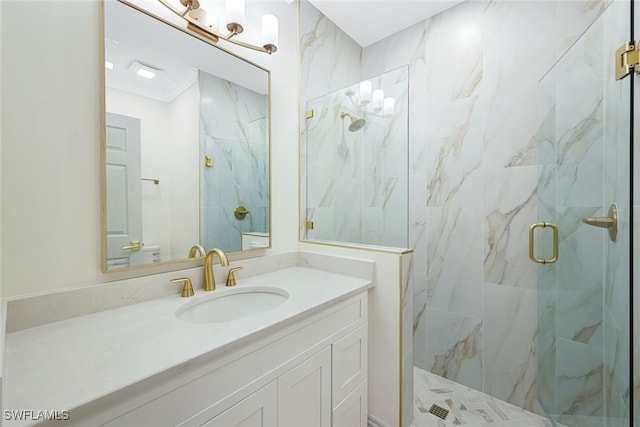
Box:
1;1;102;297
106;84;200;261
0;0;299;298
169;83;200;259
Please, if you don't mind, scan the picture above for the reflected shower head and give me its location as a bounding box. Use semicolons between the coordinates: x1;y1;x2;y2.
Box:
340;112;366;132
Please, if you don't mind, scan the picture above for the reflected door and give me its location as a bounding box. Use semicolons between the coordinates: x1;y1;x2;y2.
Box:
105;112;143;269
533;2;633;426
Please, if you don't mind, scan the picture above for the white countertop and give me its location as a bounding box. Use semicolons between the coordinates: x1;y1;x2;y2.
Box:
4;267;372;419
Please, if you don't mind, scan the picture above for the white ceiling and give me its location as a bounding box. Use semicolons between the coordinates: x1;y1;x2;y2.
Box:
309;0;465;47
105;0;268;103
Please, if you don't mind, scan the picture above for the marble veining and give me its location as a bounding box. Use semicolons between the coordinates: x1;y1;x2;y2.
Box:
413;368;553;427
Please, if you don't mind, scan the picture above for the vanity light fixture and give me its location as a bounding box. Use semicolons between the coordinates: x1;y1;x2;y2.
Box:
158;0;279;54
105;61;114;70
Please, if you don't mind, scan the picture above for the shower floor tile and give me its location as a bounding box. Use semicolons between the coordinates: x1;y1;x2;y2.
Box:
412;367;555;427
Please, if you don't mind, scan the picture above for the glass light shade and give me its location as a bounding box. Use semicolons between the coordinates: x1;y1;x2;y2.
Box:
262;14;278;47
226;0;245;27
373;89;384;110
383;97;395;115
360;81;372;104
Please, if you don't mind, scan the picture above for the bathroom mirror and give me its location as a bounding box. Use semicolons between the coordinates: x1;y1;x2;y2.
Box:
102;0;270;271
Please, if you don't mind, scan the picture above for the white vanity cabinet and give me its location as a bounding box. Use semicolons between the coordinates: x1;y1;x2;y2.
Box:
85;292;368;427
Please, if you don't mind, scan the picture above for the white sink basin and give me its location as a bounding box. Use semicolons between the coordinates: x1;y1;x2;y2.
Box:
176;286;289;324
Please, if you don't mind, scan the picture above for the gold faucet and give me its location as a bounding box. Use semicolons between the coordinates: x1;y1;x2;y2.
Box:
204;248;229;291
188;244;206;258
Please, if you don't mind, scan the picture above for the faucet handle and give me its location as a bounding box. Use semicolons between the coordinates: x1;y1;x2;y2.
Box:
171;277;195;297
226;267;244;287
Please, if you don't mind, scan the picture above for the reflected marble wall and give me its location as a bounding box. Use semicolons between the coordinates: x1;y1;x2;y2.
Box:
199;71;268;253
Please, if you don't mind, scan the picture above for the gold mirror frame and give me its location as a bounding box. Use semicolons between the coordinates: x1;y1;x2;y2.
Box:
100;0;272;273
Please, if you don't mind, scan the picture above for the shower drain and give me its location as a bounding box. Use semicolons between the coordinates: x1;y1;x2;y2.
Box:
428;404;449;420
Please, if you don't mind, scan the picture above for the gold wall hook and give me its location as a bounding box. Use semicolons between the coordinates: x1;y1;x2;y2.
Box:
583;203;618;241
529;222;559;264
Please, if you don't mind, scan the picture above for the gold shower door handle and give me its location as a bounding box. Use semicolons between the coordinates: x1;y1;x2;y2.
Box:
528;223;559;264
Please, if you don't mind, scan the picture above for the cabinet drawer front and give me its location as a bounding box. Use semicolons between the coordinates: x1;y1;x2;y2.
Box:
332;323;367;406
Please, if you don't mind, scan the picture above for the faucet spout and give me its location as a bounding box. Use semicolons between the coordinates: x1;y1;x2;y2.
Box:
204;248;229;291
188;244;206;258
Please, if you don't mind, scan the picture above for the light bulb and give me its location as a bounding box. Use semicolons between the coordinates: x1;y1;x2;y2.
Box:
262;14;278;50
226;0;245;29
383;97;395;116
360;81;372;105
373;89;384;111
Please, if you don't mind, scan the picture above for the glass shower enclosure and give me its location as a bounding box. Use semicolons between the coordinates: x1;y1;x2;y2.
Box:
303;66;409;249
534;2;633;425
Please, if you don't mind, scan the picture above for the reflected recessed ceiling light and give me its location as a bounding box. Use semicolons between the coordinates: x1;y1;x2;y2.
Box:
129;61;163;80
137;68;156;79
105;61;113;70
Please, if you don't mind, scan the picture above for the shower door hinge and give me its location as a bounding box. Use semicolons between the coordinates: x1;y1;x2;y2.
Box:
305;109;314;119
615;41;640;80
305;220;314;230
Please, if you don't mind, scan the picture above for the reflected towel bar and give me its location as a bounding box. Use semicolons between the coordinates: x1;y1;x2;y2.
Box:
142;178;160;184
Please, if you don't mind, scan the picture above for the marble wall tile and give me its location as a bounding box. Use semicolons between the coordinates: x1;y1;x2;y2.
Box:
424;307;483;391
426;207;483;319
603;307;630;425
554;22;605;209
537;68;557;167
413;271;428;371
408;174;427;274
423;1;484;103
557;0;609;57
556;338;604;417
483;283;538;411
483;166;538;290
537;289;557;415
555;206;604;292
424;97;483;208
299;1;362;102
557;287;603;347
482;1;557;169
402;252;414;427
364;21;426;79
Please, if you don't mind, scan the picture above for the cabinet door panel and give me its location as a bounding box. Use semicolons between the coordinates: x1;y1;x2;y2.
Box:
202;380;277;427
332;324;367;406
333;380;367;427
277;346;331;427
